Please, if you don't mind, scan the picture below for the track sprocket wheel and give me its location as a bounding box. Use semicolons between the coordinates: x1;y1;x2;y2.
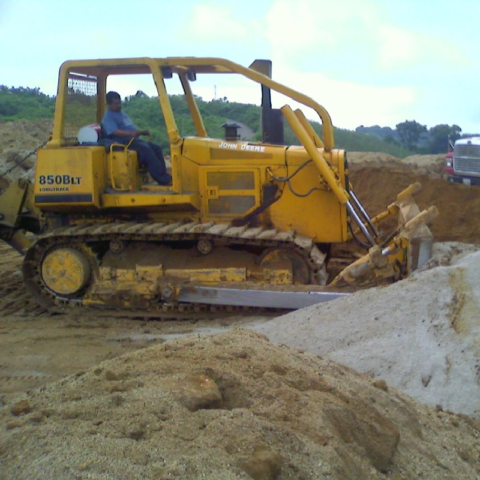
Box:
41;247;92;296
258;247;312;285
23;243;97;307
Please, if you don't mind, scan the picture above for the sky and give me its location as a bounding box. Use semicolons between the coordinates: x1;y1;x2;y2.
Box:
1;0;479;133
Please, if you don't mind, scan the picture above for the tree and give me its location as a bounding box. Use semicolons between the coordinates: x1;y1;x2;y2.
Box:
384;134;399;146
396;120;427;150
428;124;462;153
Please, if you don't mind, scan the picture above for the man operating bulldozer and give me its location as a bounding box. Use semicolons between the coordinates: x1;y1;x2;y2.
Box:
101;91;172;186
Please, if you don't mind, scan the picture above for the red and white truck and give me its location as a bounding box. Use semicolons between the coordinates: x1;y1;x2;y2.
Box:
445;137;480;186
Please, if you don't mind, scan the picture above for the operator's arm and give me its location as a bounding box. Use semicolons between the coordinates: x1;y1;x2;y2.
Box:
102;110;150;138
110;129;149;138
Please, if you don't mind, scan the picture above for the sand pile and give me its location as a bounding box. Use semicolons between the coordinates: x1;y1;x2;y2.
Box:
254;243;480;421
1;329;480;480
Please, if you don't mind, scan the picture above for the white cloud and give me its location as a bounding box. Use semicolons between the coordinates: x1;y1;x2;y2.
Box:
376;24;468;71
265;0;378;59
265;0;468;74
185;4;250;42
376;25;419;69
268;65;418;129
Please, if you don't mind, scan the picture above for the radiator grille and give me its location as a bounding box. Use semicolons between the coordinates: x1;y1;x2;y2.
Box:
207;171;255;190
208;196;255;214
455;145;480;157
454;144;480;175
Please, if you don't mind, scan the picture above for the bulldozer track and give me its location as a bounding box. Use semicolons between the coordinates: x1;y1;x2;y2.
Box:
22;221;328;315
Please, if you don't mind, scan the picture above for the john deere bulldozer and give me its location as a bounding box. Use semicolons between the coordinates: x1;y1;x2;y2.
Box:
0;57;437;314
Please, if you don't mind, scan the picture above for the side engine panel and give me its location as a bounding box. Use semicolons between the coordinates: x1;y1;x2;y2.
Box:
34;146;107;210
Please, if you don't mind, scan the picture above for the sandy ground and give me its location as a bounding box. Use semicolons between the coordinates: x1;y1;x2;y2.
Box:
0;244;274;405
2;120;480;478
1;329;480;479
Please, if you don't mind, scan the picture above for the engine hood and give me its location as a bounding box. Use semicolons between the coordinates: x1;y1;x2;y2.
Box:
455;137;480;146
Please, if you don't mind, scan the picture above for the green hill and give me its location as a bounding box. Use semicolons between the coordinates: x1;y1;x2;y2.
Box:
0;86;410;157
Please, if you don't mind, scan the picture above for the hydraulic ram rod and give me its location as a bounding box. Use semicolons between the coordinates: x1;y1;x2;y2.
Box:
346;202;377;246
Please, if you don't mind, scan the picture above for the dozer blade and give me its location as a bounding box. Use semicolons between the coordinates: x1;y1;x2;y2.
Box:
177;286;349;309
331;205;439;287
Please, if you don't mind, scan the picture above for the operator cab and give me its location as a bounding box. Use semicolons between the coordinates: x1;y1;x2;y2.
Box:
41;58;288;200
76;124;172;194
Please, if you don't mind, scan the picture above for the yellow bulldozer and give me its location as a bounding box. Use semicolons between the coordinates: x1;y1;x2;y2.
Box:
0;57;437;314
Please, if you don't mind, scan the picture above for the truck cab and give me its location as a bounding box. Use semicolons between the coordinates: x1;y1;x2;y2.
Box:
444;140;454;178
446;137;480;186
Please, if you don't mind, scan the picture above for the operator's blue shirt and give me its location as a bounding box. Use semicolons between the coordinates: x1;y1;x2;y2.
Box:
101;110;137;141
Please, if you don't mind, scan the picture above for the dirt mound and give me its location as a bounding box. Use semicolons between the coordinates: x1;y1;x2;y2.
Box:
348;151;400;165
0;243;46;318
1;329;480;479
401;153;446;177
349;165;480;244
348;151;446;177
255;244;480;420
0;119;52;184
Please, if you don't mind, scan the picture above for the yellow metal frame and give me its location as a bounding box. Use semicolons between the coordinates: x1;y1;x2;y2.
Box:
281;105;348;204
48;57;335;151
100;192;201;209
179;72;207;138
